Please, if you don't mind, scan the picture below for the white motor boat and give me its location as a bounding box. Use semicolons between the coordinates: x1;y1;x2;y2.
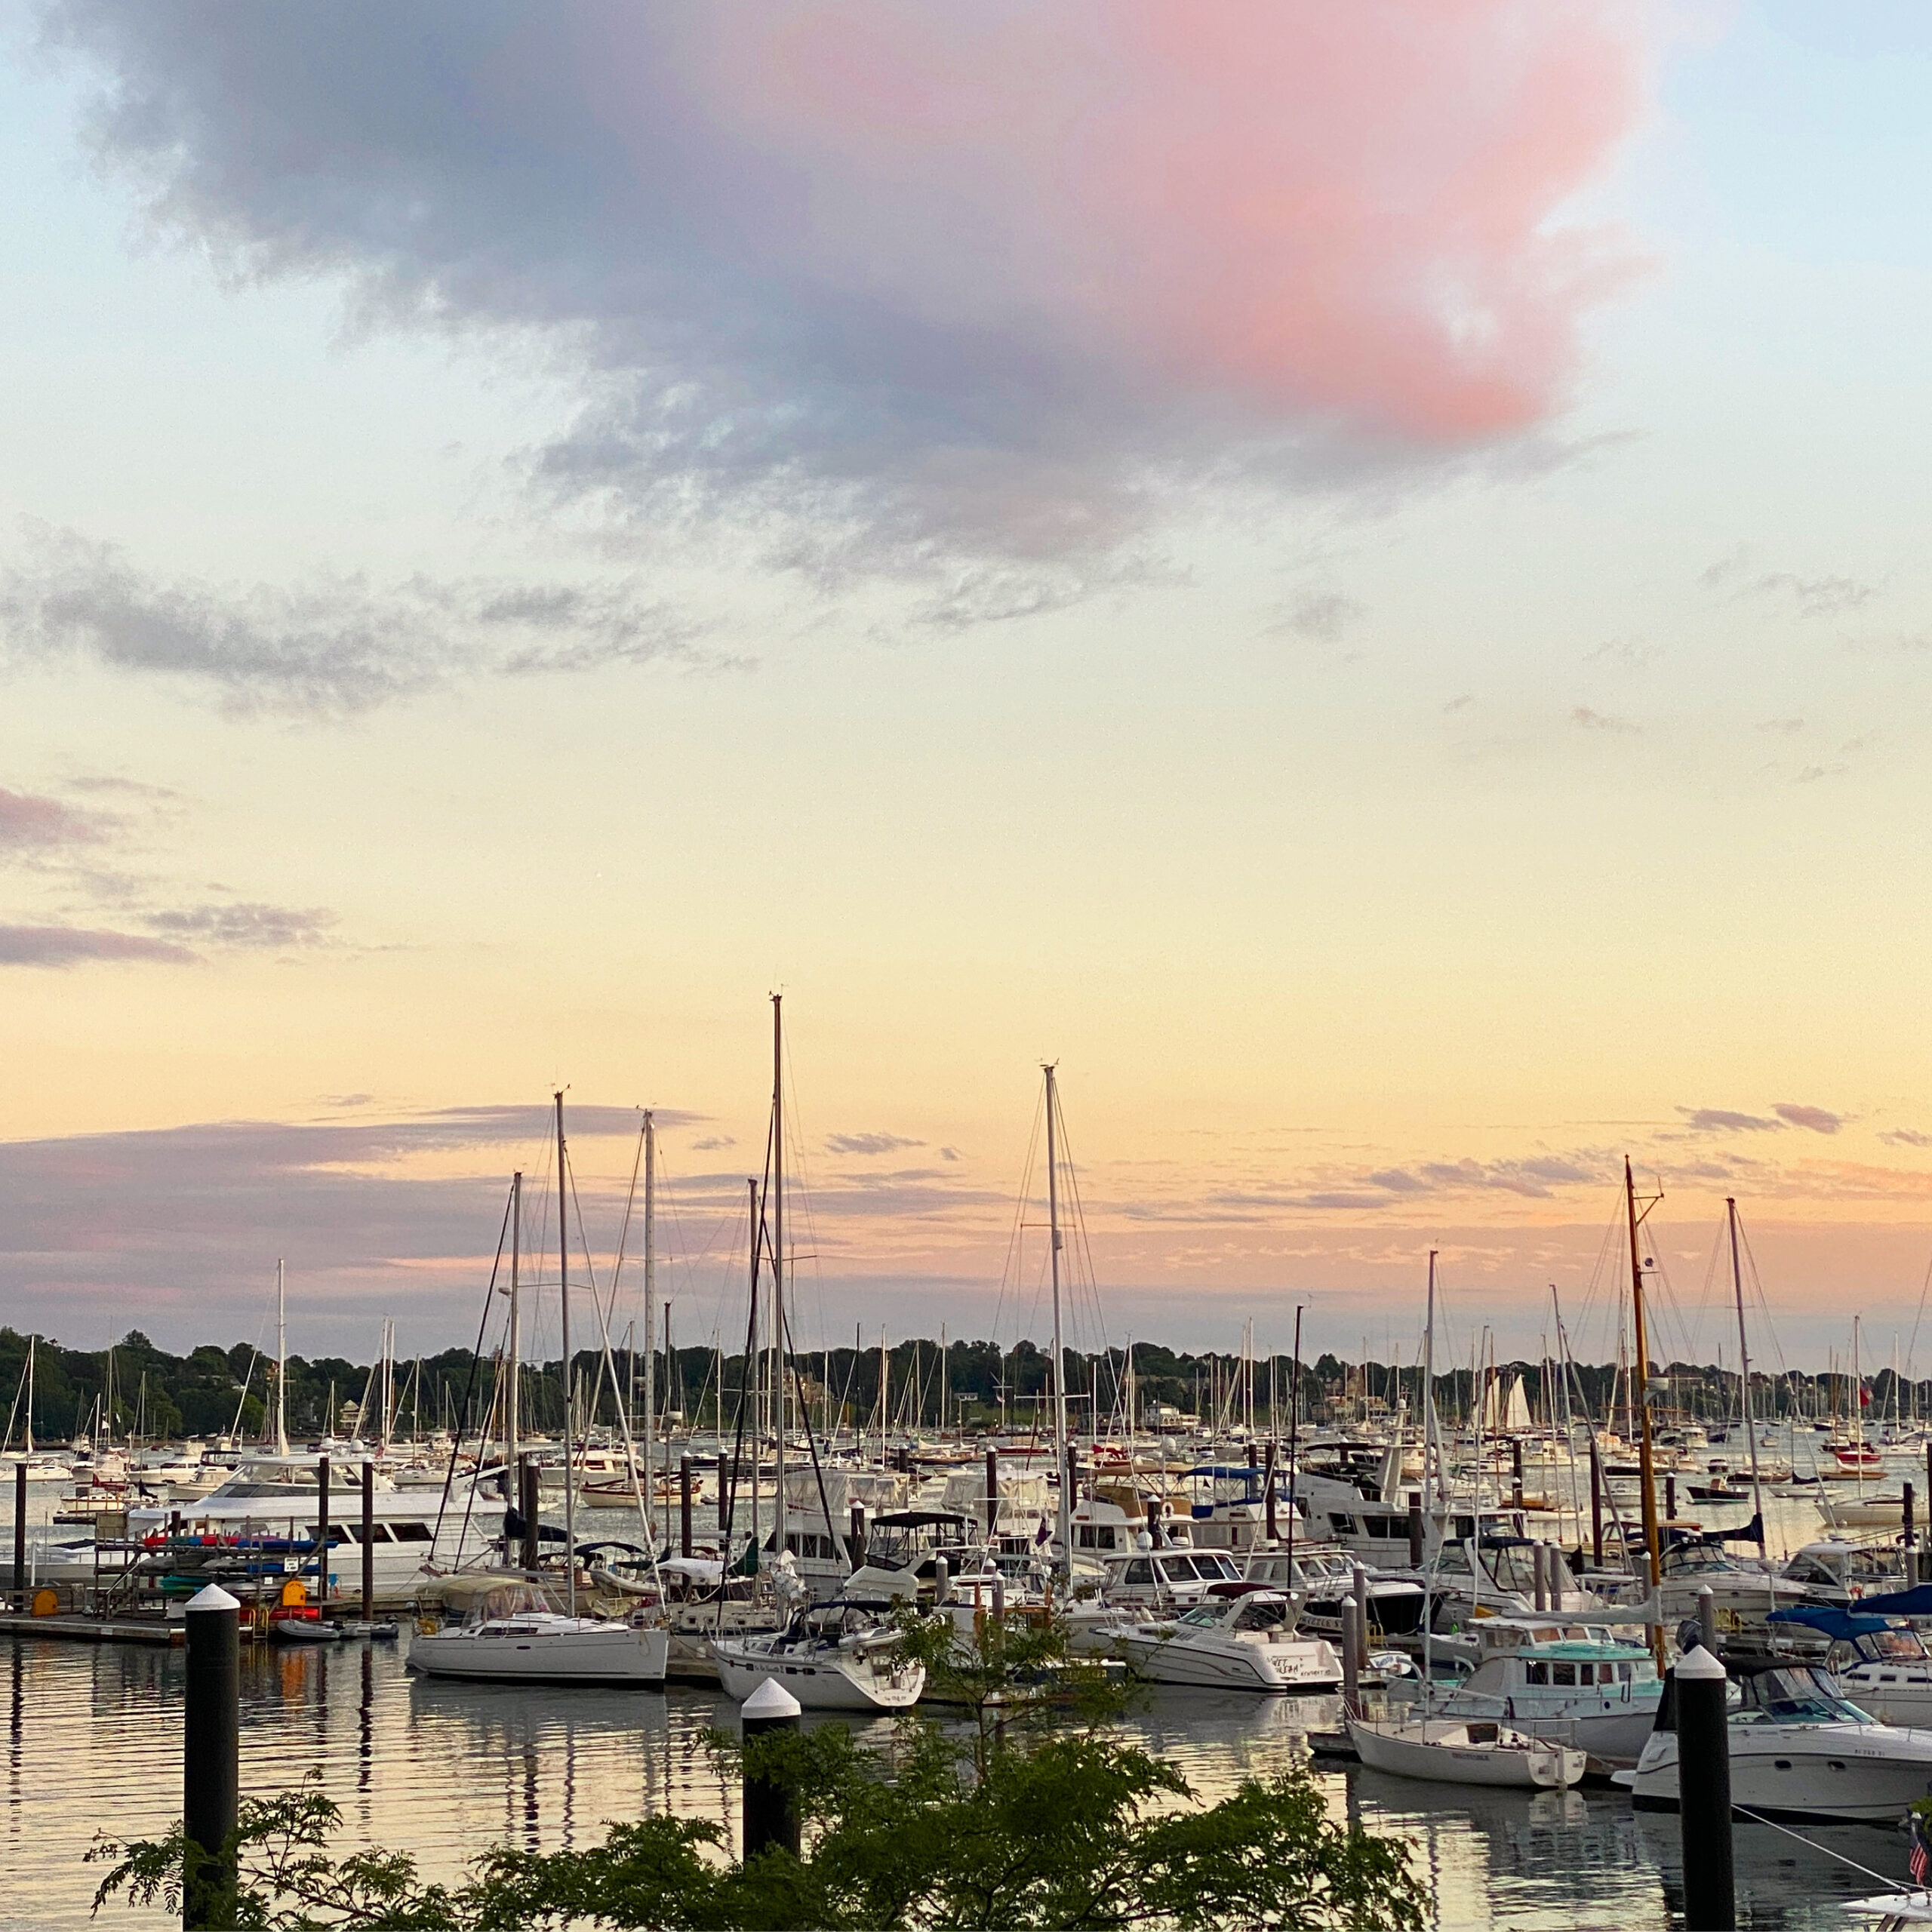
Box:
409;1606;669;1684
1617;1664;1932;1823
1425;1620;1662;1771
713;1601;924;1712
1115;1589;1342;1694
1349;1715;1586;1789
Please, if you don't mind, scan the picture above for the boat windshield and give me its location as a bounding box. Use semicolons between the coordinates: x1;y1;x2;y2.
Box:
1734;1667;1873;1726
1175;1607;1223;1628
1855;1630;1931;1664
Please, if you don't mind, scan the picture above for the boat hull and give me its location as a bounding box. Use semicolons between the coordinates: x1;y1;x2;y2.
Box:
712;1641;923;1712
1117;1629;1340;1694
1349;1719;1584;1788
409;1621;669;1685
1626;1724;1932;1823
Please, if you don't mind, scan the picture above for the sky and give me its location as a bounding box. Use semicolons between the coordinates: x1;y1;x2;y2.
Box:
6;1;1932;1372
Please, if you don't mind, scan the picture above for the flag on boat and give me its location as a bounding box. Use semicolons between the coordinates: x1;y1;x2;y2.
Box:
1035;1515;1052;1546
1909;1811;1930;1886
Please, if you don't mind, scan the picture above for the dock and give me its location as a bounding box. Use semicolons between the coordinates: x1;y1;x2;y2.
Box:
0;1612;182;1645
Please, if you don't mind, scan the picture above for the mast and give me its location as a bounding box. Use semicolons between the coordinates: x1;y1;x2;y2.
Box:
747;1177;761;1559
23;1336;32;1456
1044;1063;1072;1574
1624;1157;1663;1669
556;1092;576;1617
507;1172;521;1473
275;1258;288;1457
1424;1251;1442;1506
1725;1198;1766;1552
771;995;786;1560
643;1111;656;1547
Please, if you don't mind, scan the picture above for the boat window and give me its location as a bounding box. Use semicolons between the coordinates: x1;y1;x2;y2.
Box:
1234;1599;1291;1632
389;1522;435;1543
1617;1662;1634;1683
1860;1631;1928;1663
1577;1663;1595;1686
1123;1559;1154;1586
1176;1607;1221;1627
1098;1528;1116;1549
1202;1554;1240;1580
1525;1662;1549;1685
1552;1663;1577;1686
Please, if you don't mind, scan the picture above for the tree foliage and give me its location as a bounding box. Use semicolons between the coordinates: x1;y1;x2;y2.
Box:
91;1614;1427;1932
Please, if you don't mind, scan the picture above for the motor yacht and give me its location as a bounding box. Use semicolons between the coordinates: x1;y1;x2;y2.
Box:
1113;1589;1341;1694
1618;1663;1932;1823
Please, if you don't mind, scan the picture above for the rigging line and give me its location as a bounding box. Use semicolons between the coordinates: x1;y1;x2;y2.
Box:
432;1178;515;1555
990;1084;1046;1351
1727;1804;1901;1889
607;1109;648;1305
780;1302;839;1544
1905;1247;1932;1389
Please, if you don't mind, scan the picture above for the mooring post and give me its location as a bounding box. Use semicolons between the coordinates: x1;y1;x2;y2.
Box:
1511;1436;1524;1512
519;1459;540;1573
183;1583;241;1930
741;1678;802;1859
360;1463;374;1622
848;1504;866;1574
1263;1441;1278;1541
1351;1564;1370;1660
680;1456;694;1559
11;1460;25;1611
1906;1481;1917;1555
1676;1644;1734;1930
1340;1598;1361;1716
316;1457;330;1607
934;1555;951;1604
1666;1474;1678;1524
1589;1436;1604;1566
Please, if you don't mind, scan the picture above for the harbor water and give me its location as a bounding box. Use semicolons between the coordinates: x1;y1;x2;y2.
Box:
1;1632;1912;1930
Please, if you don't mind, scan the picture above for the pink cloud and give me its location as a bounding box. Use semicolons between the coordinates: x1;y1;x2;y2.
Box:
672;1;1649;441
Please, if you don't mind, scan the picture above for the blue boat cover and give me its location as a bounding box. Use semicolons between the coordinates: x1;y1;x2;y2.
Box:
1767;1603;1892;1638
1837;1583;1932;1618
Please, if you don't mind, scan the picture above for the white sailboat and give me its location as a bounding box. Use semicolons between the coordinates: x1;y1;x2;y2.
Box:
409;1095;667;1687
1348;1715;1586;1789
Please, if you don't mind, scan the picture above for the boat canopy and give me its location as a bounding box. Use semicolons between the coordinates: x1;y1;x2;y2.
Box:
1768;1604;1893;1642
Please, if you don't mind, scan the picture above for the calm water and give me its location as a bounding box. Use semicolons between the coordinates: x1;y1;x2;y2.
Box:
5;1430;1918;1927
0;1635;1910;1931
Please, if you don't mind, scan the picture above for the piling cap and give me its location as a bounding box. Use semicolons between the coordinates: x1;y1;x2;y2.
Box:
742;1678;802;1720
185;1583;241;1614
1676;1644;1727;1681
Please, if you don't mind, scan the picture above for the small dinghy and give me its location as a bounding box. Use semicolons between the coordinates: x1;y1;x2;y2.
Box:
1347;1715;1586;1789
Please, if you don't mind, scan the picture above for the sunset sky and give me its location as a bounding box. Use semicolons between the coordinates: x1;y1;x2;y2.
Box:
6;2;1932;1373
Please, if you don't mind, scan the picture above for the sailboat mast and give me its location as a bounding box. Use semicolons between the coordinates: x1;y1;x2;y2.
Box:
1726;1198;1766;1551
643;1111;656;1546
275;1258;288;1457
1044;1063;1072;1573
1423;1251;1441;1506
24;1335;32;1456
747;1177;761;1557
507;1172;521;1472
556;1091;576;1617
771;995;786;1561
1624;1157;1663;1669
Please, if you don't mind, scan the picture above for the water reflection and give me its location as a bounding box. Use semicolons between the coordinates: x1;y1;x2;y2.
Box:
0;1637;1915;1932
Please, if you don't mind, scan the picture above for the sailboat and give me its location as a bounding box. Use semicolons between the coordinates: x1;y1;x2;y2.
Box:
410;1094;669;1687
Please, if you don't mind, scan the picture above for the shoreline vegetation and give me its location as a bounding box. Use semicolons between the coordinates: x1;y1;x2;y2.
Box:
0;1324;1898;1446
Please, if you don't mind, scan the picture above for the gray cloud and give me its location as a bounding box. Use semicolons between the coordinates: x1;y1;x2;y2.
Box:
0;524;707;715
0;786;106;854
1774;1102;1843;1135
143;901;340;950
1678;1107;1783;1134
1881;1129;1932;1149
1702;549;1877;618
1269;592;1364;644
826;1132;924;1157
0;922;195;967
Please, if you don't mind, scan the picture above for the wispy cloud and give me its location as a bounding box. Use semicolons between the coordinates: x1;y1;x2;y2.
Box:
1572;706;1639;734
1881;1129;1932;1149
1774;1102;1843;1135
1678;1106;1783;1134
1269;592;1364;643
0;524;709;715
826;1131;924;1157
142;902;340;950
0;922;195;968
0;786;107;855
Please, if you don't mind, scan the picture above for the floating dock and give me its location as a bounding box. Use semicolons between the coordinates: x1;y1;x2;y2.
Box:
0;1613;182;1645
